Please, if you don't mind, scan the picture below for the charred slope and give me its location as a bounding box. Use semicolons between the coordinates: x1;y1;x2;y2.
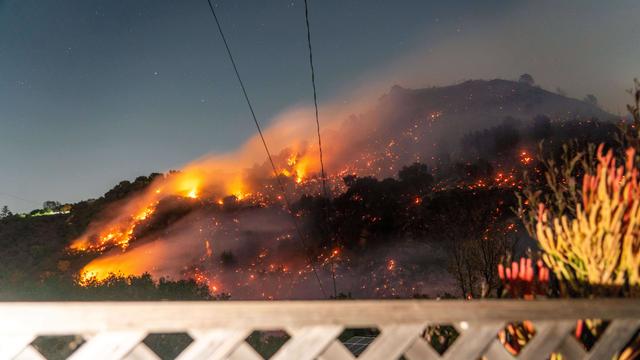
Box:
340;79;614;172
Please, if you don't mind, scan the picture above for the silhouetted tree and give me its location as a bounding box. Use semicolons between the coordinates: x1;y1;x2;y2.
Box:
0;205;11;218
0;273;217;301
519;73;535;86
42;201;61;211
584;94;598;106
425;189;517;298
398;163;433;196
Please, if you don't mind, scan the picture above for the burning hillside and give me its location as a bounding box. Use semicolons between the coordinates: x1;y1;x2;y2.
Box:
67;79;615;299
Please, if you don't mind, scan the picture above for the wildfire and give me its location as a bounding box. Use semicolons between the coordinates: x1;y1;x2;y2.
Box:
69;173;207;252
178;175;201;199
224;175;249;200
187;187;198;199
494;172;517;187
67;101;515;298
70;202;158;252
519;150;533;165
280;152;309;184
187;267;219;293
78;250;147;284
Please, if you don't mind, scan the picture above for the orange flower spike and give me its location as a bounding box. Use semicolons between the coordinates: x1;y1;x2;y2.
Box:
539;267;549;283
627;173;635;195
617;165;624;180
498;264;505;280
523;320;535;333
626;147;635;171
498;331;518;356
537;203;546;222
519;258;526;280
605;148;614;168
575;319;584;339
498;330;506;343
613;170;621;194
596;143;605;162
504;343;518;356
624;184;632;206
607;163;616;188
512;261;519;280
525;259;534;282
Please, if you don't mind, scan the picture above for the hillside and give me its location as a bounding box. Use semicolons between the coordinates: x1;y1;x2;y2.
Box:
333;79;614;176
0;79;619;299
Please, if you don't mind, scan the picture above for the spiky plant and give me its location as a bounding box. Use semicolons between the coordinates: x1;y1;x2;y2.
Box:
536;144;640;296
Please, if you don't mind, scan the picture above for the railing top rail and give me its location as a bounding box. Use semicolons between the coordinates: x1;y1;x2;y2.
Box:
1;299;639;334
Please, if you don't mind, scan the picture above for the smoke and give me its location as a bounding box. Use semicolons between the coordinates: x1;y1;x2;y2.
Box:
71;0;640;298
72;71;614;299
73;82;467;298
81;202;454;299
366;0;640;113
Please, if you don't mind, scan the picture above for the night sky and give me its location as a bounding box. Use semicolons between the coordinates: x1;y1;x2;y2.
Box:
1;0;638;212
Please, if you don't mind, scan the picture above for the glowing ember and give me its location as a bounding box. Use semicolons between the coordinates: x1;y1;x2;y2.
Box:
387;259;396;271
519;150;533;165
204;240;213;258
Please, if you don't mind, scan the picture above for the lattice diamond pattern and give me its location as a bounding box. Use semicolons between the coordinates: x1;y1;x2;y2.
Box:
4;316;640;359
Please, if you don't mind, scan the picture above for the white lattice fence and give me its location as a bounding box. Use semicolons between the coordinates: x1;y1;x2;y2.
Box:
1;299;639;360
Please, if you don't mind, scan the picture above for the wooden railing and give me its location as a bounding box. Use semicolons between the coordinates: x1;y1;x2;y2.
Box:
1;299;640;359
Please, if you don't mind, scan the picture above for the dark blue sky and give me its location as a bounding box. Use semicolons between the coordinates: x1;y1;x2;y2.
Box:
1;0;638;211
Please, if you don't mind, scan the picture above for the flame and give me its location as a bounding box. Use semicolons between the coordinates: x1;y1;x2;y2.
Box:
279;152;311;184
187;188;198;199
225;175;248;200
293;157;308;184
69;103;352;260
78;250;150;284
70;172;208;252
67;94;458;294
177;175;201;199
70;202;158;251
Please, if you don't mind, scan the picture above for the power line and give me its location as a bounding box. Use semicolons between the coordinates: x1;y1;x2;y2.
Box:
0;192;39;206
303;0;337;298
304;0;329;200
204;0;327;298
